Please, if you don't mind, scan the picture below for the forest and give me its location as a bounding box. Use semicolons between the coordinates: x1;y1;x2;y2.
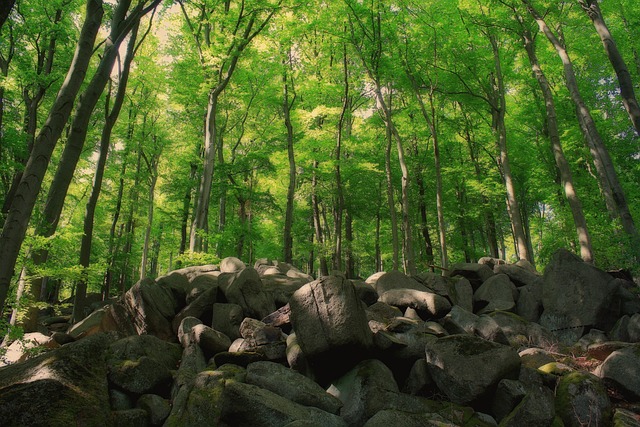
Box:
0;0;638;331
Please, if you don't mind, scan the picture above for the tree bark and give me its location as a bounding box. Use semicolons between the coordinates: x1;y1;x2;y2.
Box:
489;33;532;264
0;0;15;32
311;159;328;276
578;0;640;136
0;0;104;315
283;62;296;264
524;0;640;260
520;25;593;262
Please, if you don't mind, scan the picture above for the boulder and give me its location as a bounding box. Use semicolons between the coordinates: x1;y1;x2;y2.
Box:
172;286;218;333
111;408;149;427
107;334;182;372
0;333;115;426
185;273;219;305
555;372;611;427
191;324;231;359
494;263;541;288
449;277;474;312
541;249;621;335
220;381;347;427
156;271;191;306
515;283;542;323
441;305;478;335
123;278;178;341
0;332;59;366
424;334;521;407
136;394;170;426
473;273;517;315
372;270;428;296
448;263;494;290
379;289;451;319
594;344;640;400
498;384;556;427
211;302;244;341
219;267;276;319
220;256;245;273
289;275;374;383
245;361;343;414
108;355;173;395
414;271;450;297
169;264;219;282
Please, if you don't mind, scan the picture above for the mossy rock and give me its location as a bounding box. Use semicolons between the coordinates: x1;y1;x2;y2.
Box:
555;371;612;427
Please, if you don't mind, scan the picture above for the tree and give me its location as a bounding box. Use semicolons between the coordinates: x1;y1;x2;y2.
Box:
0;0;104;315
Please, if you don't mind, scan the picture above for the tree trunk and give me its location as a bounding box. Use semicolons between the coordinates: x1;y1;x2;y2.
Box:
521;25;594;262
345;207;355;278
578;0;640;136
524;0;640;260
180;162;197;255
312;159;328;276
0;0;15;32
0;0;104;315
489;33;532;264
140;159;158;281
415;168;435;271
283;64;296;264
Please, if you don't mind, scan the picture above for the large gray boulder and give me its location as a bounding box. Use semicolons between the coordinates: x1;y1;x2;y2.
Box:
379;289;451;319
220;381;347;427
219;267;276;319
555;372;611;427
0;333;115;426
246;361;343;414
448;263;494;290
289;275;374;382
494;263;541;288
123;278;178;341
371;270;428;296
541;249;621;335
212;302;244;341
473;273;517;315
220;256;246;273
172;286;218;333
594;344;640;400
424;334;521;406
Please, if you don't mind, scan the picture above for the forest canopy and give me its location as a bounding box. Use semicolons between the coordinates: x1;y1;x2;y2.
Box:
0;0;639;324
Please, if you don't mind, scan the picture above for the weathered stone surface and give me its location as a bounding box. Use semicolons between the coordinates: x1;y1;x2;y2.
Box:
156;271;191;306
212;302;244;340
123;278;178;341
233;317;287;361
0;333;115;426
0;332;58;366
170;264;219;282
220;381;347;427
448;263;494;289
172;286;218;333
414;271;450;297
290;275;374;382
515;283;542;323
492;379;527;422
246;361;343;414
352;279;379;306
424;334;521;406
555;372;611;427
177;316;203;347
219;267;276;319
441;305;478;335
108;334;182;371
109;355;173;395
136;394;170;426
372;270;428;296
220;256;246;273
498;385;556;427
541;249;621;334
379;289;451;319
449;277;474;312
594;344;640;400
473;273;517;315
494;264;541;288
111;408;149;427
518;348;556;369
192;324;231;359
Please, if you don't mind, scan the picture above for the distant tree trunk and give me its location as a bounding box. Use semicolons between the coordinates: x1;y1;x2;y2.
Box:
456;183;472;263
525;1;640;260
415;169;435;271
217;132;226;257
312;159;328;276
520;25;594;262
375;181;383;272
578;0;640;136
345;208;355;278
74;21;140;322
332;43;350;272
140;145;159;281
120;148;142;292
282;60;296;264
382;103;399;271
488;33;532;264
406;72;447;272
0;0;104;315
180;162;197;255
460;108;499;258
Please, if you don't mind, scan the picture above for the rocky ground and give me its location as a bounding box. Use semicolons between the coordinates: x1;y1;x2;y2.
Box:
1;248;640;426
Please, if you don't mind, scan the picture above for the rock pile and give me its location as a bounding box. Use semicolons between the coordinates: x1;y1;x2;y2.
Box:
1;250;639;426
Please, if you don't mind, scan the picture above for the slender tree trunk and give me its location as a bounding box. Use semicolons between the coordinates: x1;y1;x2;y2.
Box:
521;26;593;262
525;0;640;259
312;159;328;276
578;0;640;136
180;162;197;255
456;183;472;263
489;33;532;264
345;208;355;278
140;159;158;281
415;168;435;271
0;0;104;315
283;63;296;264
333;43;349;272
